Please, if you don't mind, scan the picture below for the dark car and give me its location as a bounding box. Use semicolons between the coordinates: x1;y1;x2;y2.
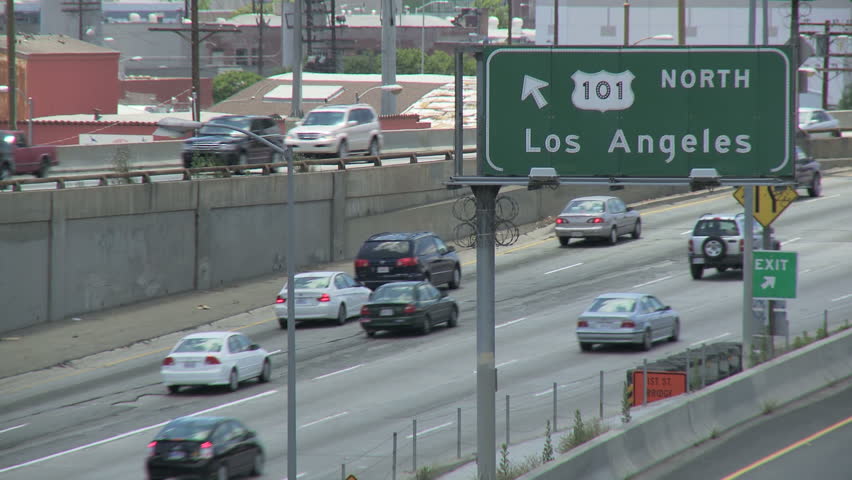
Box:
359;281;459;336
182;115;284;168
146;416;264;480
354;232;461;290
794;146;822;197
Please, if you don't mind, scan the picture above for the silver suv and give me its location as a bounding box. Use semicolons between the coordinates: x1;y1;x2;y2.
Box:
284;104;383;158
688;213;780;280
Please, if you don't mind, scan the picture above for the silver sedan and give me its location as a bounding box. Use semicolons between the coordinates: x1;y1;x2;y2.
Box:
575;293;680;351
555;195;641;246
275;271;372;328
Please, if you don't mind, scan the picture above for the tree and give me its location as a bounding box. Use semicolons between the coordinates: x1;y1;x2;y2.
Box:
212;70;264;104
425;50;453;75
233;1;275;16
343;52;381;74
838;83;852;110
475;0;508;28
397;48;423;74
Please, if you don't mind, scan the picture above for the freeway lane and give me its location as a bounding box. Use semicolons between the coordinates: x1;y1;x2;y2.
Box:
632;378;852;480
0;172;850;479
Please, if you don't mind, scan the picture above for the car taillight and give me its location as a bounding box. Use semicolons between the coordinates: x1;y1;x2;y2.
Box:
688;240;693;253
355;259;369;268
555;218;566;224
361;305;370;316
162;357;174;366
588;217;604;224
577;320;588;327
198;441;214;459
204;356;221;365
621;321;636;328
147;441;157;457
739;239;744;252
403;304;417;314
276;295;286;304
318;293;331;302
396;257;418;267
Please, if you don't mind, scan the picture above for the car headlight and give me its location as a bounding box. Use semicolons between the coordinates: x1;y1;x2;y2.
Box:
217;143;239;150
182;143;193;151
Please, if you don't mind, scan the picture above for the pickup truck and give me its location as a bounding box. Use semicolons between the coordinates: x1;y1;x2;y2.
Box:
0;130;58;180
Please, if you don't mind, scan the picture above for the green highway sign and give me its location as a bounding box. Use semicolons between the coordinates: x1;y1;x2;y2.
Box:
483;46;794;179
753;250;797;299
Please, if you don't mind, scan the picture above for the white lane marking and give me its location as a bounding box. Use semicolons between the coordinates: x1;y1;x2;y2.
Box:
832;293;852;302
632;275;673;289
0;424;27;435
282;473;308;480
784;237;801;244
534;385;565;397
544;262;583;275
496;317;527;329
496;360;518;369
313;364;363;381
690;332;731;347
299;411;349;429
406;422;454;439
0;390;278;474
810;194;840;202
268;349;283;355
680;230;692;235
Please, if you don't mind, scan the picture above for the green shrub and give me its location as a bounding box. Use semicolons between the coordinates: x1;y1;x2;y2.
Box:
558;410;608;453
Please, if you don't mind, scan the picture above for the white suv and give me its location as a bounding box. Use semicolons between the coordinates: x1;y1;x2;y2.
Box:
687;213;780;280
284;104;383;158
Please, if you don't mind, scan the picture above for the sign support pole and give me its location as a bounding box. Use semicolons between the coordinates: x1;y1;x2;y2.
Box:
473;184;499;480
742;187;755;368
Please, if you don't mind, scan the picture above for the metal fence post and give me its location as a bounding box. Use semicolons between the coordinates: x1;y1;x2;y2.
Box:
457;407;462;459
642;359;648;406
505;394;510;446
341;463;345;480
412;419;417;473
701;343;707;388
824;309;829;337
685;348;691;393
552;382;558;431
599;370;604;419
392;432;397;480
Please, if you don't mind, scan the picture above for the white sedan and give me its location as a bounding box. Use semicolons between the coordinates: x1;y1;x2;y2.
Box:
799;107;840;136
275;271;372;328
161;331;271;394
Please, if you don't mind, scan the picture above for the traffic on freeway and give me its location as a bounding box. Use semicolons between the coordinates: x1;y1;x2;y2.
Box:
0;170;850;480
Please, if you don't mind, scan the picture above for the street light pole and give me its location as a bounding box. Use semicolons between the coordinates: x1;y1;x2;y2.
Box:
417;1;450;77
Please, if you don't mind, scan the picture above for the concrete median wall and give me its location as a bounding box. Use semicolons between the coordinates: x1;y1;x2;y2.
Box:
521;328;852;480
0;155;692;334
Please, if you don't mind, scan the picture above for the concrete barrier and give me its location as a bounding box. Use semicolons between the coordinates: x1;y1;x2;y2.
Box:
520;329;852;480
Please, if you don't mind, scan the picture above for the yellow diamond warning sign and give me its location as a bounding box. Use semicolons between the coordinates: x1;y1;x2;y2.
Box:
733;186;798;228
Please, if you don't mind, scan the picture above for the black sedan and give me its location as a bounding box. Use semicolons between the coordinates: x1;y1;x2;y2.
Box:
359;281;459;336
146;416;264;480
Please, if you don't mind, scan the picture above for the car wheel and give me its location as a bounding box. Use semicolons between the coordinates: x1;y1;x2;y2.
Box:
167;385;180;394
36;158;51;178
717;266;728;273
337;140;349;159
424;272;432;285
447;307;458;328
278;318;287;329
579;342;592;352
608;227;618;245
421;315;433;335
640;329;653;351
702;236;726;259
631;220;642;239
808;174;822;197
448;266;461;290
250;450;265;476
690;264;704;280
234;151;249;175
227;369;239;392
669;319;680;342
368;138;380;157
336;304;347;326
258;359;271;383
365;329;376;337
214;463;228;480
0;162;11;182
559;236;569;247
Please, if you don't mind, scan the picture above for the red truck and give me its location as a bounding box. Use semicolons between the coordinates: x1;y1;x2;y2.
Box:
0;130;58;180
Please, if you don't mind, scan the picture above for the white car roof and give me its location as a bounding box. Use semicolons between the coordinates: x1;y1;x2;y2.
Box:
179;331;236;340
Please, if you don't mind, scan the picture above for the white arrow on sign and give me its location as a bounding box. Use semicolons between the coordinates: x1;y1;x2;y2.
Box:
761;276;776;289
521;75;549;109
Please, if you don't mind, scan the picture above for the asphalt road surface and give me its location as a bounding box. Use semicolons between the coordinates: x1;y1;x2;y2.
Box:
1;170;850;480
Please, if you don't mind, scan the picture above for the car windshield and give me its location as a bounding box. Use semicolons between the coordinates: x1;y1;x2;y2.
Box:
694;219;739;237
174;337;223;353
563;200;605;214
198;117;250;136
588;297;636;313
371;284;416;303
288;276;330;289
155;418;218;441
303;111;345;126
358;240;412;259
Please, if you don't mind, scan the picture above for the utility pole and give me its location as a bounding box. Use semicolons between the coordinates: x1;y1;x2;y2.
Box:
6;0;16;130
150;0;240;122
255;0;265;76
380;0;397;115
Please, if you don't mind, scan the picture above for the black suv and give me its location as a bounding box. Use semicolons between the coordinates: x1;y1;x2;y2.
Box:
182;115;284;168
354;232;461;290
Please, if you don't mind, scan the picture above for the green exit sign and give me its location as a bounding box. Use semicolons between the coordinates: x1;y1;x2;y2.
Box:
753;250;798;300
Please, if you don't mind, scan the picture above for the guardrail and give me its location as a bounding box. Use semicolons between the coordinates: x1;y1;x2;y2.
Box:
0;148;476;192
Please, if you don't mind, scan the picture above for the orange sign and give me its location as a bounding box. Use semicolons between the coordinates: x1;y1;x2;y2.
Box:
632;370;687;406
346;475;358;480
